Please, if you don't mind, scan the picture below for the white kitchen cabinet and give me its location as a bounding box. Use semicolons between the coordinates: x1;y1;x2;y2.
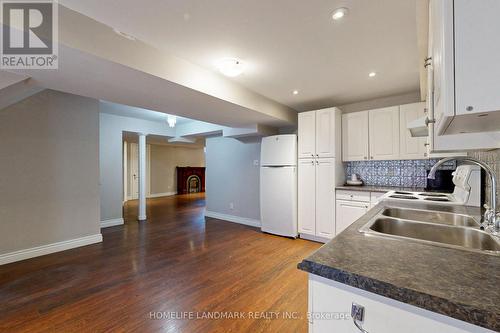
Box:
309;274;492;333
400;102;428;160
342;111;369;161
315;108;340;158
298;111;316;159
428;0;500;137
298;108;343;242
298;159;316;235
335;199;369;235
299;108;341;159
369;106;400;160
315;159;336;238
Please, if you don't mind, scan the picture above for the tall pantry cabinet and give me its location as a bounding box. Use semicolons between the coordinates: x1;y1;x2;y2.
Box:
298;107;344;241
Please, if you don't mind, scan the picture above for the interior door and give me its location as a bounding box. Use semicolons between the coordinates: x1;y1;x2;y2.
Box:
298;159;316;235
315;158;335;238
315;108;336;158
335;200;369;235
298;111;316;159
399;103;427;159
342;111;369;161
129;143;139;200
369;106;400;160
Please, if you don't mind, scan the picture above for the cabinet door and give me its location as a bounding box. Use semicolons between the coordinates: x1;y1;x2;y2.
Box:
315;159;336;239
369;106;400;160
399;103;428;160
298;159;316;235
315;108;338;158
342;111;369;161
429;0;455;134
298;111;316;159
335;200;368;235
454;0;500;117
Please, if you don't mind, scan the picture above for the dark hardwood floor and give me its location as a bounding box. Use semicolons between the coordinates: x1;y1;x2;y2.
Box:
0;194;320;332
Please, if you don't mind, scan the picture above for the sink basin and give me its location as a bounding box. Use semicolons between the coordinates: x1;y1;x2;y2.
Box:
381;208;478;227
364;217;500;254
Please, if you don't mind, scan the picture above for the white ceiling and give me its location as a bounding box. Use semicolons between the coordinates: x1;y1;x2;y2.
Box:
59;0;420;111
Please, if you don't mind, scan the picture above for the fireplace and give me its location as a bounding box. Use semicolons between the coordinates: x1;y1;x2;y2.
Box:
176;167;205;194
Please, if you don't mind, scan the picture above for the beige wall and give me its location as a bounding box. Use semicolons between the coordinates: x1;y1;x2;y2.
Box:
0;90;100;255
125;143;205;197
151;144;205;195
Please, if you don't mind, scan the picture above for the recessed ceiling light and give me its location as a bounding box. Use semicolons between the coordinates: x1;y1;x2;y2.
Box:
216;58;246;77
292;90;299;95
368;72;377;77
332;7;349;20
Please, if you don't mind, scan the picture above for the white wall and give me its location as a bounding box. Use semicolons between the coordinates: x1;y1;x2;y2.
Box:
0;90;101;258
205;136;261;221
99;108;176;222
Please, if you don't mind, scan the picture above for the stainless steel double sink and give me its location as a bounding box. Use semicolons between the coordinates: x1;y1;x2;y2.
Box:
360;207;500;255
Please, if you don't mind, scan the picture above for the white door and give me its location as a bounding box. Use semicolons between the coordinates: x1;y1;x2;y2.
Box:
260;167;297;237
127;142;151;200
315;108;337;158
298;159;316;235
298;111;316;159
335;200;369;235
342;111;369;161
129;143;139;200
454;0;500;117
315;159;336;239
399;103;428;160
369;106;400;160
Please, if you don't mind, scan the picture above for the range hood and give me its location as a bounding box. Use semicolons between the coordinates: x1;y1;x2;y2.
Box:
408;116;432;137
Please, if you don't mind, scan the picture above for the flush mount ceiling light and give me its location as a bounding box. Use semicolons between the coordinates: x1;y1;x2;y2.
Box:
112;28;136;41
292;90;299;95
167;115;177;128
216;58;246;77
368;71;377;77
331;7;349;20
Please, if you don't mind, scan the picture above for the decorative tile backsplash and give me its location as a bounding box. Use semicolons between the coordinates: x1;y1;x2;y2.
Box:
344;159;457;188
468;149;500;208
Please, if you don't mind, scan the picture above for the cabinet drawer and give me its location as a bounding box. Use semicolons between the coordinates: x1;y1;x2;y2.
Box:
336;190;370;202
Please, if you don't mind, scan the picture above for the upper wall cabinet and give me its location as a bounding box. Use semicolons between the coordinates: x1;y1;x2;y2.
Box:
400;102;428;160
342;111;369;161
298;111;316;159
298;107;341;159
429;0;500;135
369;106;400;160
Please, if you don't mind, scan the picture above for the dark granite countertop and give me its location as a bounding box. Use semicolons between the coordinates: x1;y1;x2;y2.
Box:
298;200;500;331
336;185;427;193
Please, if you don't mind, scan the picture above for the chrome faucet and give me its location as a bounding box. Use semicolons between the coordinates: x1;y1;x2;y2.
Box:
428;157;499;234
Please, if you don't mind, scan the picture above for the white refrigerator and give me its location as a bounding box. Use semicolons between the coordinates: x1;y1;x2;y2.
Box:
260;134;298;237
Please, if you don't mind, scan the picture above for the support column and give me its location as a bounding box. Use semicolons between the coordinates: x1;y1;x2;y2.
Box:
138;133;147;222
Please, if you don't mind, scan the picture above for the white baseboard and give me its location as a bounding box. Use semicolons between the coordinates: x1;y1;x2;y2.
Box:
205;210;261;228
0;234;103;266
100;218;124;228
148;191;177;198
299;233;330;243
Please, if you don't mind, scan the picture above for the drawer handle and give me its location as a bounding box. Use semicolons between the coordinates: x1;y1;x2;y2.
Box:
351;303;369;333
